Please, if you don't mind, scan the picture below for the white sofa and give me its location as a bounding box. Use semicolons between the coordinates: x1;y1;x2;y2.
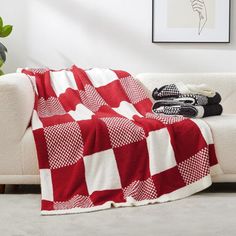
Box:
0;72;236;187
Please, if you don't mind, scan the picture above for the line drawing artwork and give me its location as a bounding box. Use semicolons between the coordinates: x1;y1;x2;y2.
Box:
190;0;208;35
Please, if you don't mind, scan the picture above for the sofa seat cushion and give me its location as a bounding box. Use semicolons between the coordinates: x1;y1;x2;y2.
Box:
203;114;236;174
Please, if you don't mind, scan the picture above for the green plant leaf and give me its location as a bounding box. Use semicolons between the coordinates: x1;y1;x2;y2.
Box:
0;42;7;52
0;69;4;76
0;42;7;62
0;17;3;30
0;51;6;62
0;25;13;37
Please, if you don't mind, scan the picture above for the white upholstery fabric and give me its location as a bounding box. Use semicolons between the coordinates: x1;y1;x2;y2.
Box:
21;128;38;175
0;72;236;184
0;73;36;179
203;115;236;174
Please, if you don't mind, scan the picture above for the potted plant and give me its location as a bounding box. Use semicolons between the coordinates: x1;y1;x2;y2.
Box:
0;17;13;75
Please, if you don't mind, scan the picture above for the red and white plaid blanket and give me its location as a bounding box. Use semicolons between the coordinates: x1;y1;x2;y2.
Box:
21;66;221;215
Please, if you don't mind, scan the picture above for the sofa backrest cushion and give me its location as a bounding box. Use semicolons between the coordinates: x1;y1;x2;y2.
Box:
135;73;236;114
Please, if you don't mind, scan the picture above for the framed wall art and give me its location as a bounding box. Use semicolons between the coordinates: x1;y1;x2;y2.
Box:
152;0;231;43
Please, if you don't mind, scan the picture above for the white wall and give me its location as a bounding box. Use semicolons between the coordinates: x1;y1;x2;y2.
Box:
1;0;236;74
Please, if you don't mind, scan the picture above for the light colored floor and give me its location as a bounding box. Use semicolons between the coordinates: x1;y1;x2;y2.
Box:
0;184;236;236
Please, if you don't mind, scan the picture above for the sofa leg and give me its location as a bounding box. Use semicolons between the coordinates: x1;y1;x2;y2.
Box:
0;184;5;194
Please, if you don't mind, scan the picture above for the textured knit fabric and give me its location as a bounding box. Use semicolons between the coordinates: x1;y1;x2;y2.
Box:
153;103;223;118
175;82;216;97
153;93;221;106
152;83;222;118
20;66;220;215
153;87;221;105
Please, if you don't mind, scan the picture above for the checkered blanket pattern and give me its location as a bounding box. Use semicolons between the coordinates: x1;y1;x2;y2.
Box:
21;66;220;215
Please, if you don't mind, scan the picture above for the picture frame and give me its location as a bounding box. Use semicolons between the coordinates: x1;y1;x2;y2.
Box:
152;0;231;43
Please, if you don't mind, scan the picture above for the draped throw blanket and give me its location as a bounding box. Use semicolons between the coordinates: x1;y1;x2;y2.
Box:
21;66;221;215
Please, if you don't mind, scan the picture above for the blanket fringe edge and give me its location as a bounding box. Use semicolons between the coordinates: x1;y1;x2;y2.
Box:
41;174;213;216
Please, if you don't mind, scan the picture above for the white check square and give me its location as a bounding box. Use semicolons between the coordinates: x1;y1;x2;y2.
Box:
32;110;43;130
40;169;54;201
86;68;118;88
50;71;78;97
69;104;94;121
113;101;142;120
147;128;177;175
83;149;121;195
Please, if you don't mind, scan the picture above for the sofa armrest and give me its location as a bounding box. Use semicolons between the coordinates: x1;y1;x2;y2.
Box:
0;73;34;142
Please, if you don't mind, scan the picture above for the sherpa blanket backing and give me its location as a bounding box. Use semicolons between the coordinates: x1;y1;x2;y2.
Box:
21;66;221;215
